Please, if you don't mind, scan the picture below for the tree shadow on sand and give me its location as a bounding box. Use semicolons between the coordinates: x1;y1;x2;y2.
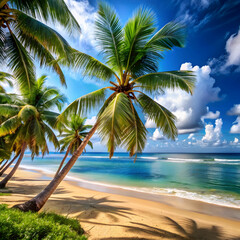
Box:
45;195;135;223
163;216;240;240
79;217;240;240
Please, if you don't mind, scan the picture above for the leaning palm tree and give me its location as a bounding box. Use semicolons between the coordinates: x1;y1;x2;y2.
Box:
54;115;93;177
0;75;65;188
14;2;196;212
0;0;80;92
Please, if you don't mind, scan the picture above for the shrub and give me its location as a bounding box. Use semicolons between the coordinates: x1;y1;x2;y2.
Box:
0;204;87;240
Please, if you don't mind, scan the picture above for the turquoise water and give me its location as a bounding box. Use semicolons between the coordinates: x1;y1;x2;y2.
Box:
21;152;240;208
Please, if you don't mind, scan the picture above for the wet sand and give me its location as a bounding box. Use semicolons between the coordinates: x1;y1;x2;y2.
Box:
0;167;240;240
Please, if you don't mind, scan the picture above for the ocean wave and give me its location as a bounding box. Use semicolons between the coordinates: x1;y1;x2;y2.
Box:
214;158;240;162
167;157;240;164
57;175;240;209
167;157;203;162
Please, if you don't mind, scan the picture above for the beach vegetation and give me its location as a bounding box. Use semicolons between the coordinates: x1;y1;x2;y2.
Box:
14;2;196;212
0;204;87;240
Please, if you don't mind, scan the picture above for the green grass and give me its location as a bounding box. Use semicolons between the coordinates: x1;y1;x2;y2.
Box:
0;192;11;196
0;204;87;240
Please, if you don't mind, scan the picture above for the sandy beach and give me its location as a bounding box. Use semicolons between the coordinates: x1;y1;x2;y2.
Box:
1;167;240;240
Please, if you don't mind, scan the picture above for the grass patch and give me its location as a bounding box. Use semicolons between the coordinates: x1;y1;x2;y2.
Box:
0;192;11;196
0;204;87;240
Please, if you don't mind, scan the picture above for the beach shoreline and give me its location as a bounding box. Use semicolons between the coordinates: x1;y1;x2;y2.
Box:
20;164;240;219
0;167;240;239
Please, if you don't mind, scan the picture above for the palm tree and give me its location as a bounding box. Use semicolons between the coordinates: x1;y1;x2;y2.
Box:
14;2;196;212
0;75;65;188
0;0;80;92
54;115;93;177
0;82;15;173
0;72;13;93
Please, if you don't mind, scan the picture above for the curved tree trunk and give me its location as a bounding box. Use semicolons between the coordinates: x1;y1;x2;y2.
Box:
0;153;20;177
54;143;72;178
0;160;8;171
13;123;98;212
0;143;27;188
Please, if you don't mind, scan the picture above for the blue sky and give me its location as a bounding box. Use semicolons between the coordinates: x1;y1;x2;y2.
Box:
14;0;240;152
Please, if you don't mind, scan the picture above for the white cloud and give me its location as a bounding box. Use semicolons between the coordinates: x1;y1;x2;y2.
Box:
225;29;240;67
54;0;97;49
202;118;223;146
230;116;240;134
234;137;239;143
209;28;240;73
178;128;201;134
188;133;194;139
151;129;164;141
147;62;221;135
145;119;156;128
201;107;220;121
227;104;240;115
85;116;97;125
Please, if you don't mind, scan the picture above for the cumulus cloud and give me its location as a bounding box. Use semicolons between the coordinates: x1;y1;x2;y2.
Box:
201;107;220;121
230;116;240;134
225;29;240;67
227;104;240;134
151;129;164;141
230;137;240;146
202;118;223;146
145;62;221;135
227;104;240;115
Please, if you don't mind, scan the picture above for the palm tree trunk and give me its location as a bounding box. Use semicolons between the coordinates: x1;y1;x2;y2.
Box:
54;143;72;178
13;123;98;212
0;153;20;177
0;160;8;171
0;143;27;188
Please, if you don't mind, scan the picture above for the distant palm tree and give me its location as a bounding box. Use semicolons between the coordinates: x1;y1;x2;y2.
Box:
0;75;65;188
0;0;80;92
0;72;13;93
14;2;196;212
54;115;93;177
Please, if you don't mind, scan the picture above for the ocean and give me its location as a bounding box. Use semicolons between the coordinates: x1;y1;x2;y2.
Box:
21;152;240;208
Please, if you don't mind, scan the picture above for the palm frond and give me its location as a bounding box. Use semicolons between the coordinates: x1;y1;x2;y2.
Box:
43;122;59;149
18;105;39;122
87;140;93;149
146;22;186;51
98;93;133;158
0;104;20;117
42;111;59;128
6;31;35;93
122;7;156;72
0;28;5;62
17;31;66;85
95;2;123;74
134;71;196;94
11;0;81;34
0;72;14;88
137;93;177;140
59;88;107;121
122;101;147;158
0;115;21;137
70;49;116;82
15;11;71;59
